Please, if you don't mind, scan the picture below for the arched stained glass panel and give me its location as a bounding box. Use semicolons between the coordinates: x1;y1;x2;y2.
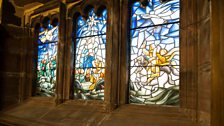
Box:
129;0;180;105
73;9;107;100
36;22;58;97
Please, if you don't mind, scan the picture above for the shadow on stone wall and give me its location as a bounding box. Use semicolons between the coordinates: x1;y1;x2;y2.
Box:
0;24;31;110
2;0;21;26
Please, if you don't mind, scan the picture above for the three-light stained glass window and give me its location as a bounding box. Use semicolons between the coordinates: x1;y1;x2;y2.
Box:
129;0;180;105
36;20;58;97
73;9;107;100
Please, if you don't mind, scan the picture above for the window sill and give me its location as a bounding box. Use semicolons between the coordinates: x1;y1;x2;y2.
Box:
0;99;197;126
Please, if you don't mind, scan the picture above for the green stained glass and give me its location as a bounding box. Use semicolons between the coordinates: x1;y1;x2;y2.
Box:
36;24;58;97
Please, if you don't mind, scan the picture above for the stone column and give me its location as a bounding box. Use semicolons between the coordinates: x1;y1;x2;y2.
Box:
211;0;224;126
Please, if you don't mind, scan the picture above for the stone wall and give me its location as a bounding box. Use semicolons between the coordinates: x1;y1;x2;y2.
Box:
197;0;211;126
0;24;32;110
0;0;33;110
211;0;224;126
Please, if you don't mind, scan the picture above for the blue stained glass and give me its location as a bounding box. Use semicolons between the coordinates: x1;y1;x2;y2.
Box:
133;6;138;13
133;2;141;8
166;31;179;37
39;27;44;32
82;49;88;54
132;30;139;38
48;24;53;29
102;35;106;44
75;35;106;68
140;19;151;28
169;23;179;32
102;10;107;19
83;55;95;68
145;31;150;38
137;19;146;27
38;26;59;44
132;16;137;26
161;27;169;35
37;43;57;63
102;25;107;34
76;9;107;38
154;33;160;39
154;27;162;33
146;6;152;13
130;0;180;105
74;9;107;101
36;23;58;97
131;0;180;29
135;7;146;15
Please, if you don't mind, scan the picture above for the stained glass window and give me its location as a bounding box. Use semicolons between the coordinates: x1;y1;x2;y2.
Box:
36;20;58;97
73;9;107;100
129;0;180;105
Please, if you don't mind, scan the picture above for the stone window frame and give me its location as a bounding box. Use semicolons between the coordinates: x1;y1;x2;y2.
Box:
118;0;198;121
30;3;60;103
28;0;199;122
66;0;116;111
